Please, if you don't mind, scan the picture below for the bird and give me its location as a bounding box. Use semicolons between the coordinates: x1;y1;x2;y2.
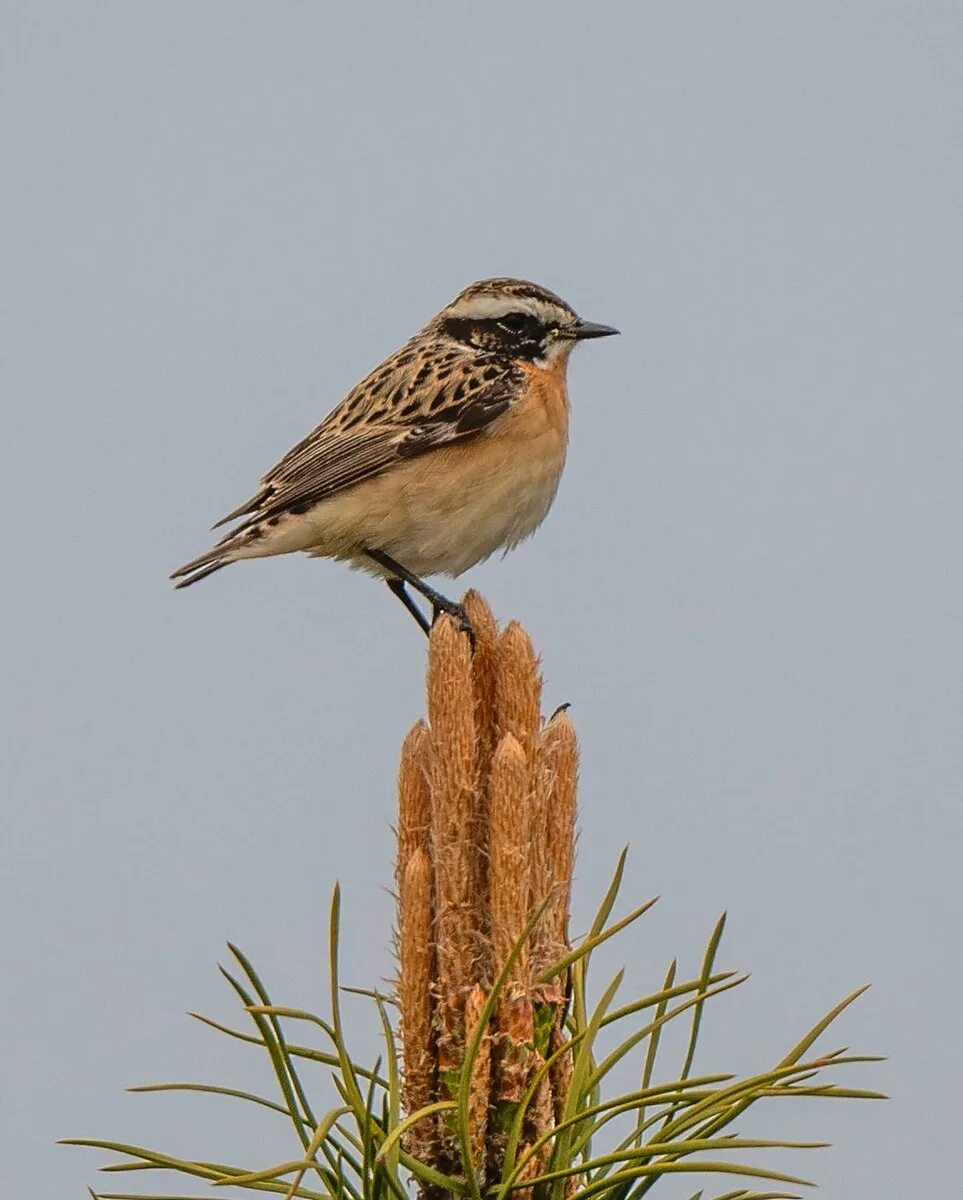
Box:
171;277;618;636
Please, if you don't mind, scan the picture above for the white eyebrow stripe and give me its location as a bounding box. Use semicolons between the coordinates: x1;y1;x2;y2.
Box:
445;295;571;324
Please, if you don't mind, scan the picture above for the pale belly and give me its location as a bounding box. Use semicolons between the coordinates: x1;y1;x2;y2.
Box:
371;441;565;577
313;428;567;577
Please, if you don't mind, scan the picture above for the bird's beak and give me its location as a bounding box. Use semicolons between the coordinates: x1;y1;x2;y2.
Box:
570;319;620;340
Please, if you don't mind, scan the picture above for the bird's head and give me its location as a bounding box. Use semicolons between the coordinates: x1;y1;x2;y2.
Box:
431;278;618;367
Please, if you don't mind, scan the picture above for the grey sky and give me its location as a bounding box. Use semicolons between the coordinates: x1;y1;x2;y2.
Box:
3;2;961;1196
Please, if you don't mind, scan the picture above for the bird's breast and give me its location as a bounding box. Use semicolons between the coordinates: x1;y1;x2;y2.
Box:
294;364;571;578
511;356;572;438
351;372;568;575
385;364;569;575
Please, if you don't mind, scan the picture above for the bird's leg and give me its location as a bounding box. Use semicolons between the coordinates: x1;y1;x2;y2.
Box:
367;548;474;644
386;578;432;637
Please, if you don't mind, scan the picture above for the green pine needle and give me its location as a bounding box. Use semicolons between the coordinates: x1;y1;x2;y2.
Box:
66;854;880;1200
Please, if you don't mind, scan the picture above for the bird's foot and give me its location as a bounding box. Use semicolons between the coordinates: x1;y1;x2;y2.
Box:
432;599;476;651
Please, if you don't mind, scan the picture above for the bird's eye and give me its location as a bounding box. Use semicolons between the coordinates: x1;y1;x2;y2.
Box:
497;312;528;334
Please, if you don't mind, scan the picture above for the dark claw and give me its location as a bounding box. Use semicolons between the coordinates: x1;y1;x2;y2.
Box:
432;601;476;651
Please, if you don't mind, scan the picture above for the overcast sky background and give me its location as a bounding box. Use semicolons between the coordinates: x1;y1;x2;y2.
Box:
3;3;962;1196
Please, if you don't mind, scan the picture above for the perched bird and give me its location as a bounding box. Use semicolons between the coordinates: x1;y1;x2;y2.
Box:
171;278;617;635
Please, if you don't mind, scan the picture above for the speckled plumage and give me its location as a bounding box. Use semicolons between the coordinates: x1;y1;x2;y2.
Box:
171;278;617;630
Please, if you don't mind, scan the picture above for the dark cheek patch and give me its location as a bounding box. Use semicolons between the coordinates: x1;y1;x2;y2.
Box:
514;337;547;361
440;317;481;346
440;316;546;362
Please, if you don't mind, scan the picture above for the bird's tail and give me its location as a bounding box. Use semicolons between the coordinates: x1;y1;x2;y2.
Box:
170;545;235;589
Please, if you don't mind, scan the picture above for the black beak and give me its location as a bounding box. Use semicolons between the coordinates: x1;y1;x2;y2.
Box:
572;319;620;340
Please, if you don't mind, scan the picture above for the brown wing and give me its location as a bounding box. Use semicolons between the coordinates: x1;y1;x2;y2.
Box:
213;344;518;532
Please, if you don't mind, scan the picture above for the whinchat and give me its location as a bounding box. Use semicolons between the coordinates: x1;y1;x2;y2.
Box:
171;278;618;634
